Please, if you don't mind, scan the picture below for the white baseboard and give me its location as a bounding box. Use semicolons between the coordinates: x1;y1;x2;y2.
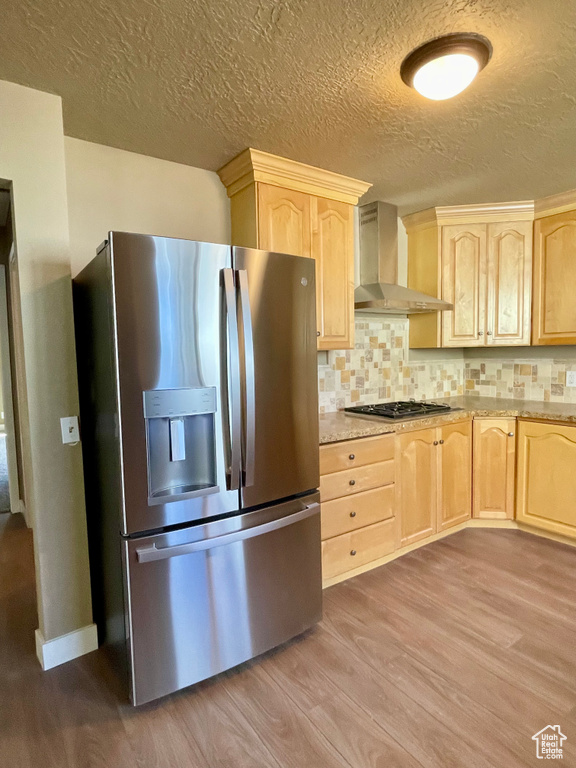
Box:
35;623;98;670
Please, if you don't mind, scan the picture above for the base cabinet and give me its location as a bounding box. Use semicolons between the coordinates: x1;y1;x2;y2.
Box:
473;418;516;519
438;420;473;530
516;420;576;538
397;428;437;546
397;420;472;547
319;434;397;582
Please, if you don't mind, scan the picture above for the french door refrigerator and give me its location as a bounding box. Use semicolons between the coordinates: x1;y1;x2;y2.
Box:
74;232;321;705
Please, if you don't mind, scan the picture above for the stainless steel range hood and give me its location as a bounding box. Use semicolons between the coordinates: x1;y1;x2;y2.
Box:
355;201;452;315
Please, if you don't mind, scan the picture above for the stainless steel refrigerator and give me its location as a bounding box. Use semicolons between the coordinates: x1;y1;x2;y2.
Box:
74;232;321;705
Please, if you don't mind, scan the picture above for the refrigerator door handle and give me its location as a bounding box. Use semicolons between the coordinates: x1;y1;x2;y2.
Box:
135;502;320;562
237;269;256;487
222;268;242;490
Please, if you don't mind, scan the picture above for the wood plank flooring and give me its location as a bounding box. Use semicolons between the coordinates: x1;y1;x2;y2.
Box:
2;509;576;767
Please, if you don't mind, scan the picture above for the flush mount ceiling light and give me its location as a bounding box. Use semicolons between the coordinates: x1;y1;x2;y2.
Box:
400;33;492;100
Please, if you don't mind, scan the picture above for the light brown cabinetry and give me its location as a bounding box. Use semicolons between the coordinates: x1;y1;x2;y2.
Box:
397;427;437;546
516;420;576;538
257;184;311;258
441;224;487;347
438;420;473;530
404;205;534;349
319;434;396;581
218;148;370;350
473;418;516;520
533;209;576;345
397;420;472;546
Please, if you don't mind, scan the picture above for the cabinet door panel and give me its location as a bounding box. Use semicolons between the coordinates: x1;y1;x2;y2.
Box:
487;222;532;345
312;197;354;350
397;428;437;546
438;420;472;531
516;421;576;538
257;183;311;258
473;419;515;520
320;433;394;475
533;212;576;344
320;460;394;502
322;518;396;580
321;485;395;540
441;224;487;347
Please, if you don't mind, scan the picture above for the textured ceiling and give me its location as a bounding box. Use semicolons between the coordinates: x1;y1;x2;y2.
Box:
1;0;576;213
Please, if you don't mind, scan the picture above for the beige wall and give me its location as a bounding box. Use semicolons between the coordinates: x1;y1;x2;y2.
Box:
65;137;230;276
0;80;92;640
0;82;232;648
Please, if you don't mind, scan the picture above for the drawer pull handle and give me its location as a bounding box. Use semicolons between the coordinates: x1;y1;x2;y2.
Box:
350;549;357;556
349;479;356;486
349;453;355;460
433;440;439;446
439;439;444;445
350;511;356;518
508;432;514;437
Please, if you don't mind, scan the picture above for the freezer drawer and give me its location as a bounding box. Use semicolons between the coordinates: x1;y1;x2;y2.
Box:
123;494;322;705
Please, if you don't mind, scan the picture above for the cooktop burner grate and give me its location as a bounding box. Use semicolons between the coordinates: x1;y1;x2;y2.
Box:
344;400;455;420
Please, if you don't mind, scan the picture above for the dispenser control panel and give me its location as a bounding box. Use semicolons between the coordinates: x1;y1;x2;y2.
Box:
143;387;217;419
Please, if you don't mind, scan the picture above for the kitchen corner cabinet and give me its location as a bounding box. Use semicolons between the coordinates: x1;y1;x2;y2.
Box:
516;420;576;539
533;209;576;345
403;205;533;349
473;418;516;520
397;420;472;547
218;148;371;350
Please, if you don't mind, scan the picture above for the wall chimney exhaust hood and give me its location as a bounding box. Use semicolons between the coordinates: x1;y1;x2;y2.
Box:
355;201;452;315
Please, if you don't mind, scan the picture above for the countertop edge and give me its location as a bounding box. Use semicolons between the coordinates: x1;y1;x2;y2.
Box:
319;398;576;445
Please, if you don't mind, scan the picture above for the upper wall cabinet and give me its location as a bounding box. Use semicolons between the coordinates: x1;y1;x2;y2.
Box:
218;148;371;350
403;204;534;349
533;192;576;345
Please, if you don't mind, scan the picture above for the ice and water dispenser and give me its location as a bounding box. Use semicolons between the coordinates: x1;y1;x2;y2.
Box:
143;388;218;505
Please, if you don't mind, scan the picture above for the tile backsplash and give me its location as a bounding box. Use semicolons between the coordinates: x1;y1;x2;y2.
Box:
464;358;576;402
318;317;576;413
318;318;463;413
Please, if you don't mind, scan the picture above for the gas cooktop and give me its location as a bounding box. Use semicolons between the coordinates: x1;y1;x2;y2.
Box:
344;400;458;420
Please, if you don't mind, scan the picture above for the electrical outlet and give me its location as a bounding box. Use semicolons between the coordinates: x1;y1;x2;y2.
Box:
60;416;80;444
567;371;576;387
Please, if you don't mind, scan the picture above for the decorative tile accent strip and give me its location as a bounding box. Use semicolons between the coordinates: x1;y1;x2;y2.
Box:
464;359;576;402
318;318;463;413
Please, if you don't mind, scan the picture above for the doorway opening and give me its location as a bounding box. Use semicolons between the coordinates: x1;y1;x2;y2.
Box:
0;188;28;523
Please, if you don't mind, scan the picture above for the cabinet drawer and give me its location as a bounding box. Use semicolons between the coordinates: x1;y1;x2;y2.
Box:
321;485;395;540
322;518;396;580
320;434;394;475
320;460;394;502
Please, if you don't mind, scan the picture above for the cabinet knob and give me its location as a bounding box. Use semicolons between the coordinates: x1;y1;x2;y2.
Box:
350;550;357;556
433;440;439;446
350;511;356;518
317;331;321;336
487;331;493;335
439;439;444;445
349;479;356;486
479;331;484;336
349;453;355;460
508;432;514;437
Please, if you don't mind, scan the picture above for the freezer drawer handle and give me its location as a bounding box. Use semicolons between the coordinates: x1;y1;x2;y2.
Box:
135;502;320;563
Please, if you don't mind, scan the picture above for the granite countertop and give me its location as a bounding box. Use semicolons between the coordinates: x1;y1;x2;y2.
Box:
319;396;576;444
